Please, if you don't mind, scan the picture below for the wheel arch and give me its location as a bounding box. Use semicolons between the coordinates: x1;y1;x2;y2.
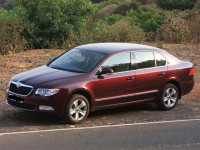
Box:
70;89;93;110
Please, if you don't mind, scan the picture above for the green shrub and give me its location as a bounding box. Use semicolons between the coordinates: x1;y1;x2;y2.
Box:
91;0;108;3
96;19;145;42
127;7;166;32
156;0;198;10
156;16;190;43
114;1;140;15
62;19;146;46
104;14;123;25
15;0;95;49
0;8;28;55
66;20;105;47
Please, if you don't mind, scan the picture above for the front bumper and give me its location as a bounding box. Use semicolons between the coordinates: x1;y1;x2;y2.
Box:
5;88;69;115
6;99;36;111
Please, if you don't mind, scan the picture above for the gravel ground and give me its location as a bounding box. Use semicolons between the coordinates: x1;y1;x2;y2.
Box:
0;44;199;133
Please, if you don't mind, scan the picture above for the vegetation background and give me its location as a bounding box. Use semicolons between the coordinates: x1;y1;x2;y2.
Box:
0;0;200;55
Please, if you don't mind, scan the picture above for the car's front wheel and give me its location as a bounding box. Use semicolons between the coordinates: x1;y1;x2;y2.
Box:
65;94;90;124
157;83;179;110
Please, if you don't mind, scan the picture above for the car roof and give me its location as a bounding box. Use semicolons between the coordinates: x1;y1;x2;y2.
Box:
76;43;162;54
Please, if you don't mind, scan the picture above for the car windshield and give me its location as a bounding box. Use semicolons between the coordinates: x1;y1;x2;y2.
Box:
49;48;107;73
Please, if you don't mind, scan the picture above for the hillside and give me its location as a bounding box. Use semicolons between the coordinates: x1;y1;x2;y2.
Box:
0;0;200;55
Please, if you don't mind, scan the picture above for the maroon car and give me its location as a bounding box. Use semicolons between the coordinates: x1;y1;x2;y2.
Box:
6;43;194;124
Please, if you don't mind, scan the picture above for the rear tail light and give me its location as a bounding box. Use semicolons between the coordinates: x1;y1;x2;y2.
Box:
189;67;194;76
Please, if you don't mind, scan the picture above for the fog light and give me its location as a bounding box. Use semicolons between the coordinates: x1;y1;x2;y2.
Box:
39;105;54;111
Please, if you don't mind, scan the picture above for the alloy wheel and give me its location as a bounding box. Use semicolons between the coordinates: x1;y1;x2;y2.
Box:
163;87;177;107
70;99;87;121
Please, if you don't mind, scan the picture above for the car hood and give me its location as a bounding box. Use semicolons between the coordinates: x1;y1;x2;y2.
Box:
11;65;84;87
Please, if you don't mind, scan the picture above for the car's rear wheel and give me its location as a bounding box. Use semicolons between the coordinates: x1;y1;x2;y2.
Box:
157;83;179;110
65;94;90;124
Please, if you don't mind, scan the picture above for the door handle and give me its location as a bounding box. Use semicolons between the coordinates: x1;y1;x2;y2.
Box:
158;72;165;76
127;77;134;80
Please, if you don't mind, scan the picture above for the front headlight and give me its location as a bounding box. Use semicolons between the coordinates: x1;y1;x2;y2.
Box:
35;88;60;96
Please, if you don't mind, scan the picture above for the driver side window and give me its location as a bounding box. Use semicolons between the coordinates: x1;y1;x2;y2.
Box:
102;52;131;73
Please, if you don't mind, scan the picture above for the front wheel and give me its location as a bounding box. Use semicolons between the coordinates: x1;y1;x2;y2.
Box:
65;94;90;124
157;84;179;110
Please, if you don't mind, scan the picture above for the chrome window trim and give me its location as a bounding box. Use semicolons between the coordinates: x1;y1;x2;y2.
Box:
96;90;159;101
9;81;33;97
93;69;136;78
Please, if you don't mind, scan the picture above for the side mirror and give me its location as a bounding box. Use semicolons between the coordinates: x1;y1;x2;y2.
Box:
98;66;114;76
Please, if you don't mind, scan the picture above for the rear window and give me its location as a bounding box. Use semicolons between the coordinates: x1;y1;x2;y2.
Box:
134;51;155;69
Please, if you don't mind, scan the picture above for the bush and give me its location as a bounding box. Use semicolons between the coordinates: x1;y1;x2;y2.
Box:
156;16;190;43
113;1;140;15
3;0;16;10
194;0;200;10
96;19;145;42
187;20;200;43
156;0;198;10
135;0;155;5
178;10;200;43
15;0;95;49
99;4;118;15
0;8;28;55
104;14;123;25
65;20;105;47
91;0;108;3
127;7;166;32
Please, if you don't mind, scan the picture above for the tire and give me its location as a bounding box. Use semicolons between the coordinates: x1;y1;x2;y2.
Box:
65;94;90;124
157;83;179;110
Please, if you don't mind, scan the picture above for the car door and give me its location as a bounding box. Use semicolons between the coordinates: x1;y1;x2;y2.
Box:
133;51;167;101
93;52;135;107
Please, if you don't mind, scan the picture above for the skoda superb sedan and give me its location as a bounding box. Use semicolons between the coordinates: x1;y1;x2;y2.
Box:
6;43;194;124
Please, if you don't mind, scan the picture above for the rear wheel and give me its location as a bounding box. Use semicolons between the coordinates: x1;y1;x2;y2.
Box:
65;94;90;124
157;84;179;110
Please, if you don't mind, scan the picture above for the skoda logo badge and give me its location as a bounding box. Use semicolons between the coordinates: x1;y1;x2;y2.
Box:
16;82;21;88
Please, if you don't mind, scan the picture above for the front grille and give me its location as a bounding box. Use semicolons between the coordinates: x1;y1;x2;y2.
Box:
7;99;36;111
9;82;33;96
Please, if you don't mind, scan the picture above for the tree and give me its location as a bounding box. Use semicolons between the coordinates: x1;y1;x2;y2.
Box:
15;0;95;48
